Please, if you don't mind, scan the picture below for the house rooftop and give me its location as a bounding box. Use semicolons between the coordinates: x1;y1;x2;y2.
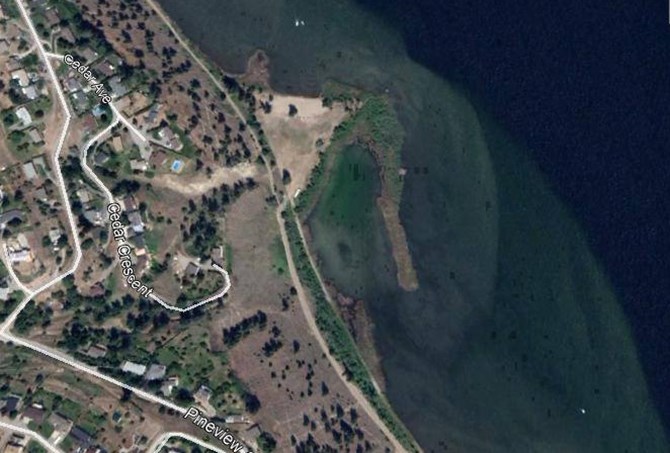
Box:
47;412;72;431
121;361;146;376
22;404;46;423
145;364;166;381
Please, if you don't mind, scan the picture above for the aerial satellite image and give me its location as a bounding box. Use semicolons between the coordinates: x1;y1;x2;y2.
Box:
0;0;667;452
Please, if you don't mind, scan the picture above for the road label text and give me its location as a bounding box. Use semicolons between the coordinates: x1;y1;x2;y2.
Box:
107;203;153;298
63;54;112;104
184;407;250;452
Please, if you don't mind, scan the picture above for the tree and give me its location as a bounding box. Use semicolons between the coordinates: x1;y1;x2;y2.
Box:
244;392;261;413
257;432;277;452
288;104;298;117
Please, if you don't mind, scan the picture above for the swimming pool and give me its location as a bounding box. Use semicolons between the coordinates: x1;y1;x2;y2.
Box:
171;159;183;172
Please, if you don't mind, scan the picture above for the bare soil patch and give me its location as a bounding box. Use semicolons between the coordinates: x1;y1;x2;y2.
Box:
257;93;348;197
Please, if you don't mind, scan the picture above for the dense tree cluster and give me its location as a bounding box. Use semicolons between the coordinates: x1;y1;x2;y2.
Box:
222;310;267;346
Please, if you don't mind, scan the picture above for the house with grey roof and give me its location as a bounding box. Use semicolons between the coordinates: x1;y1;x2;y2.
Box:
0;209;23;228
145;364;166;381
121;361;146;376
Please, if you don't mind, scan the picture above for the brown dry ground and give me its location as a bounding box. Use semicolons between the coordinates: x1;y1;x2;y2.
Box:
137;161;261;197
220;189;393;451
256;93;348;198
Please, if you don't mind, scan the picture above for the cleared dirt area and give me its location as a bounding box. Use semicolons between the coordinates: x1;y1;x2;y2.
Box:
257;93;348;197
138;161;260;196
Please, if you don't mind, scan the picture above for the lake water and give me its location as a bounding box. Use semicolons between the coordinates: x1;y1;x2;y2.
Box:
158;0;670;450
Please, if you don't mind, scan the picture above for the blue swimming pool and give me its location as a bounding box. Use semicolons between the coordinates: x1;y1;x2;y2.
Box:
171;159;183;172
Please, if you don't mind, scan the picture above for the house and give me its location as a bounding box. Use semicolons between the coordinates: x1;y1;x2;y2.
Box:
93;150;110;166
129;159;148;172
211;246;224;267
15;107;32;127
32;156;47;172
34;187;47;201
145;364;166;381
80;48;98;63
27;128;42;143
194;385;212;403
161;376;179;396
76;188;92;204
48;227;62;245
3;442;24;453
17;233;29;250
127;211;144;234
21;162;37;180
92;104;106;118
157;127;182;150
47;412;72;443
59;27;75;44
144;104;160;127
71;91;89;111
0;209;23;228
44;9;60;27
108;76;128;98
93;60;116;78
0;395;22;414
47;413;70;431
122;196;137;212
149;149;167;168
3;433;27;453
136;254;148;272
130;234;146;253
224;415;247;424
22;85;38;100
85;344;107;359
185;262;200;278
8;250;31;263
64;77;83;93
69;426;92;449
0;39;10;54
83;208;103;225
11;69;29;87
112;136;123;152
121;361;146;376
21;404;46;424
89;282;105;297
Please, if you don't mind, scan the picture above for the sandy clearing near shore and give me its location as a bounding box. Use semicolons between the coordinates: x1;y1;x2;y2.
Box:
258;93;348;197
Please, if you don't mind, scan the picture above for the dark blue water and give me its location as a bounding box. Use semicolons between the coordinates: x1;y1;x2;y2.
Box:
359;0;670;433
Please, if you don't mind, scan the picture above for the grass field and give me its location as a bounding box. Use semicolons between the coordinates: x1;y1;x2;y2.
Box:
269;236;288;275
